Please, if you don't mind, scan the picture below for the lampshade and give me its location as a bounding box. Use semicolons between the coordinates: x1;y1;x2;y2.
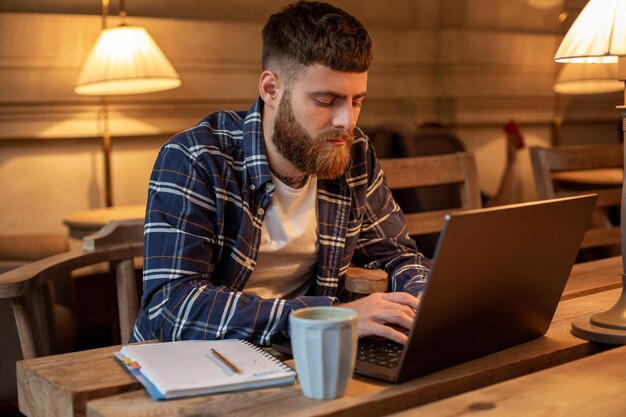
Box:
527;0;563;9
74;25;181;96
554;0;626;63
553;62;623;94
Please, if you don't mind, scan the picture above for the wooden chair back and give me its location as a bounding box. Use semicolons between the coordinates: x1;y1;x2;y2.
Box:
379;152;482;236
529;144;623;250
0;219;144;359
344;153;481;299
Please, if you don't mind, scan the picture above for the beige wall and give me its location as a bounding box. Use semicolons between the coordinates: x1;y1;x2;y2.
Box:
0;0;621;235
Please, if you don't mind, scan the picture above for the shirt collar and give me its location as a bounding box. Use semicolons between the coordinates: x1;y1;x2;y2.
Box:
242;97;273;191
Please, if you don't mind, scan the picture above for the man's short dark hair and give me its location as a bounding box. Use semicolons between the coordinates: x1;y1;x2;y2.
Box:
262;1;372;80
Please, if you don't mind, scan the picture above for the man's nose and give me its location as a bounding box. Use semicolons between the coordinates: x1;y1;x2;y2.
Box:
332;103;358;132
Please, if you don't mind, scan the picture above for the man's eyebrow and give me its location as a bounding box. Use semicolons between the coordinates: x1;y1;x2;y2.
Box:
310;91;368;99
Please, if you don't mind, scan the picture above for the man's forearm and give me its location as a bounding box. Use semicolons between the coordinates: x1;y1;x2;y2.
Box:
141;279;335;345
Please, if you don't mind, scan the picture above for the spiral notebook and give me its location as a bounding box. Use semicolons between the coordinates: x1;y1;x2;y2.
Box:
115;339;296;400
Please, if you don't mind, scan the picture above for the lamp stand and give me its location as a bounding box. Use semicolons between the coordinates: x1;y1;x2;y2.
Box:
570;56;626;343
101;96;113;207
100;0;113;207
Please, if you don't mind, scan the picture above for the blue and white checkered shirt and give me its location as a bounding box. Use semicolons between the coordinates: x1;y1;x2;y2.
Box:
131;98;430;345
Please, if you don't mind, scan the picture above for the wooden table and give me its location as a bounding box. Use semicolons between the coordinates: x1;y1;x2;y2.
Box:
391;343;626;417
551;168;623;187
63;205;145;239
560;255;622;299
16;257;624;417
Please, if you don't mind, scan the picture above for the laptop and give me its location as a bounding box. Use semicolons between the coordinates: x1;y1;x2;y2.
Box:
273;194;597;383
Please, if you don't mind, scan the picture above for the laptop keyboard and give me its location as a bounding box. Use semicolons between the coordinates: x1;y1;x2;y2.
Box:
358;338;404;368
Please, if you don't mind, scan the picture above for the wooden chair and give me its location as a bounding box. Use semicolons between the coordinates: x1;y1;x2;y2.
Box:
0;219;143;360
345;152;482;298
370;123;468;221
529;144;623;251
0;232;71;404
379;152;482;236
344;267;388;300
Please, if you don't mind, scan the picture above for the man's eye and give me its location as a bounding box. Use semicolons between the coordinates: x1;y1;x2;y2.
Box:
353;101;363;108
315;99;333;107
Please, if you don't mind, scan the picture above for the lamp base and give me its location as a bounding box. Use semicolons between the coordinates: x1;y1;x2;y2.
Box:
571;316;626;344
571;274;626;344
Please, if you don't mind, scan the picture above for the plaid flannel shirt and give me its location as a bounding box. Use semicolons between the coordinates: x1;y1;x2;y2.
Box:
131;98;430;345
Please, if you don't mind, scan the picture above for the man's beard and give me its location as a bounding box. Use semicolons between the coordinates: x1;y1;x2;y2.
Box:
272;91;354;180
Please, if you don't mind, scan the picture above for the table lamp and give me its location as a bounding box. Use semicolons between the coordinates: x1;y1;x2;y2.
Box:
554;0;626;344
74;0;181;207
553;62;622;94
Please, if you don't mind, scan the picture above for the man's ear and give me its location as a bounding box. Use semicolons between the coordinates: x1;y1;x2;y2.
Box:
259;70;280;110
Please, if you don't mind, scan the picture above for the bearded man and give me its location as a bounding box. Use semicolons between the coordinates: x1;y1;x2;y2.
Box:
131;1;430;346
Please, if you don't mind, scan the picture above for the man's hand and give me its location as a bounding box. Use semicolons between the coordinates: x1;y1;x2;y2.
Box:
340;292;421;345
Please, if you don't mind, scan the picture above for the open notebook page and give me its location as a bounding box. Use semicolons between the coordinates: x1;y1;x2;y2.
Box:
118;339;295;399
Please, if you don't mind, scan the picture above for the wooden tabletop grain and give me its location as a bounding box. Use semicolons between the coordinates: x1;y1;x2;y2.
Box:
16;257;625;417
390;344;626;417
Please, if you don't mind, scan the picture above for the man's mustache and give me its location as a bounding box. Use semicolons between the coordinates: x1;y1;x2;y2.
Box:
318;129;355;144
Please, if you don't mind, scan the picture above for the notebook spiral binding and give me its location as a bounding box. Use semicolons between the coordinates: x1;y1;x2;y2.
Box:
241;340;294;373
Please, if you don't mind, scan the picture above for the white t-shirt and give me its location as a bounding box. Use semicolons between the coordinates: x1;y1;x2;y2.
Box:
243;174;319;299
